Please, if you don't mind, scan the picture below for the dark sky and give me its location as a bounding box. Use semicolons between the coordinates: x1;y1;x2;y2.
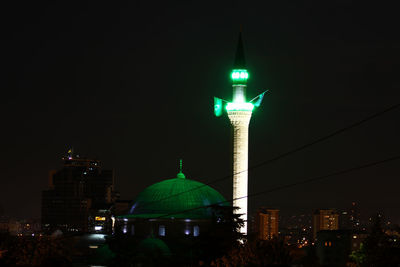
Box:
1;1;399;223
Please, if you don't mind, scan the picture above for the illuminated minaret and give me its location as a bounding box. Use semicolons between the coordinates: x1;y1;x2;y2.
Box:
214;32;266;235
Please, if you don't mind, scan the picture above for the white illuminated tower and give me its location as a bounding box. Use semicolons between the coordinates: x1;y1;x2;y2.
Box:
214;33;266;235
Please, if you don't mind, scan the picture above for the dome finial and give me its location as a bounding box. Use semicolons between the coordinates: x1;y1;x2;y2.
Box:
177;159;185;179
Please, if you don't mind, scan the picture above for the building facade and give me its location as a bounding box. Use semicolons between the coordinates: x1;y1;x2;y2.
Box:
42;151;115;234
313;209;340;240
340;202;361;230
255;208;279;240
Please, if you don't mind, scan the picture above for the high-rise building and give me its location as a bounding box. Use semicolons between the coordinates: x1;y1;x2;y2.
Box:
255;208;279;240
340;202;361;230
42;150;116;233
214;32;266;235
313;209;339;240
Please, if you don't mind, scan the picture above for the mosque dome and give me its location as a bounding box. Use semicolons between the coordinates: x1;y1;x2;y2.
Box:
127;162;228;219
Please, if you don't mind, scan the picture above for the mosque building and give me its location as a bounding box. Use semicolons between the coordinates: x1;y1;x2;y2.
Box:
112;32;263;258
116;160;228;240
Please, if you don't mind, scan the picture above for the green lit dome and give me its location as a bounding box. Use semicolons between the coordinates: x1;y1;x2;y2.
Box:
127;174;228;219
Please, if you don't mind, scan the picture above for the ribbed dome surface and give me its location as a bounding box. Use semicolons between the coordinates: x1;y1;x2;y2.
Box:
127;177;227;219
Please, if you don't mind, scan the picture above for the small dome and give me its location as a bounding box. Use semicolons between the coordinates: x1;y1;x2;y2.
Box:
137;238;171;257
128;176;228;219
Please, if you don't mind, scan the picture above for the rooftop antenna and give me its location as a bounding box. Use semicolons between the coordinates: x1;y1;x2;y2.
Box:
67;147;74;159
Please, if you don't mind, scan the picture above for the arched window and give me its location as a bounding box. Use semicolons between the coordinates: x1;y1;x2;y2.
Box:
193;225;200;237
159;225;166;236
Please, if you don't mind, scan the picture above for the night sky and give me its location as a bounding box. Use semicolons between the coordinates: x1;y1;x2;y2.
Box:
1;1;399;223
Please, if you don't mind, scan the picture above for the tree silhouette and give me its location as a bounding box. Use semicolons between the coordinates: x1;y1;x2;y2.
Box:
350;214;400;267
213;238;292;267
194;205;244;264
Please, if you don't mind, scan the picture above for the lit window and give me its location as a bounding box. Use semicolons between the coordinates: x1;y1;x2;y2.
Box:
193;226;200;237
94;226;103;231
159;225;165;236
122;225;127;234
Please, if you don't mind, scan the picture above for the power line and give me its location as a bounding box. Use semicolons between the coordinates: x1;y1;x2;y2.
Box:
133;103;400;210
155;154;400;219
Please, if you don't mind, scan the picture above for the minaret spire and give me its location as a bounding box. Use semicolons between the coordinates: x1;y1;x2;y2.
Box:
231;31;249;104
233;31;246;69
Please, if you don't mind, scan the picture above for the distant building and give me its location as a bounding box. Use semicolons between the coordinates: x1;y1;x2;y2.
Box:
316;230;351;266
340;202;361;230
114;199;131;216
0;217;8;233
42;150;116;234
255;208;279;240
0;217;41;236
313;209;339;240
0;217;22;235
350;231;368;251
20;219;41;236
279;213;312;246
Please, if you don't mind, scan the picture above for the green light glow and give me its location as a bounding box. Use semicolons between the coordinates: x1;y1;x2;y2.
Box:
231;69;249;82
126;177;228;219
226;102;254;111
214;97;223;117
